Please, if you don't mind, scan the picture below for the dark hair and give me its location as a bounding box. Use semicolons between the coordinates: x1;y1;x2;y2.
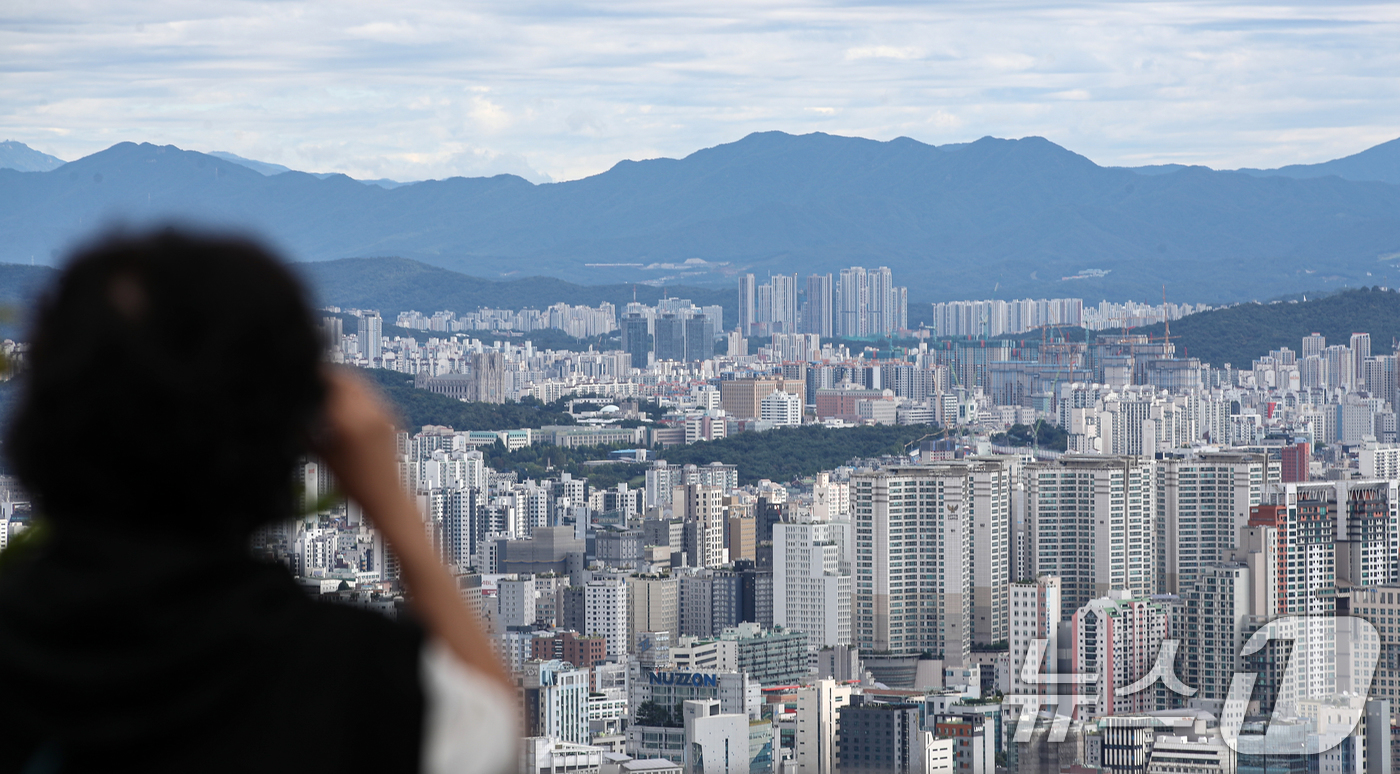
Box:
4;229;325;537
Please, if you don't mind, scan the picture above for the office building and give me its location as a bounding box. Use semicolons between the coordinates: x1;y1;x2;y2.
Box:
685;314;717;362
521;658;591;745
794;679;852;774
836;700;928;774
760;390;802;427
683;699;751;774
1282;442;1311;483
498;574;538;628
721;622;809;688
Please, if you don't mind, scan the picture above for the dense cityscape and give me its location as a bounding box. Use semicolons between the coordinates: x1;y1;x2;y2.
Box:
7;264;1394;774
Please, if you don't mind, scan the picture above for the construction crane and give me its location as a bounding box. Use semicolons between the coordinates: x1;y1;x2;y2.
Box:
1162;284;1172;351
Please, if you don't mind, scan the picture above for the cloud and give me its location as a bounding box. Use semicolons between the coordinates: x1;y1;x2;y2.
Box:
0;1;1397;181
845;45;922;61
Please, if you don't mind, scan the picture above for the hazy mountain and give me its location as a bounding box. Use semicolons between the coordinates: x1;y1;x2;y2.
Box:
0;256;732;330
3;133;1400;302
0;141;65;172
209;150;410;189
208;151;294;176
1239;137;1400;186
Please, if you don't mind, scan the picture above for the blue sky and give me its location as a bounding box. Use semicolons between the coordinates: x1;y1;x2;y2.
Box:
2;0;1397;182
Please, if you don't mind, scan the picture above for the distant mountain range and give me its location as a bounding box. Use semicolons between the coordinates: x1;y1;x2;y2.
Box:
207;151;411;189
2;133;1400;302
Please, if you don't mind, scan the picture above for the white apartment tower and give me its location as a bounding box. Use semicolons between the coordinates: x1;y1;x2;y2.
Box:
773;520;853;648
1154;451;1274;594
969;457;1013;646
1029;455;1155;618
836;267;868;338
760;389;803;427
1008;575;1062;700
675;484;728;568
852;464;972;666
498;574;537;628
585;578;630;657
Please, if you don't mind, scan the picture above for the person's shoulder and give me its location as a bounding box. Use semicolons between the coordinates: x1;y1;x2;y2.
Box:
293;595;427;661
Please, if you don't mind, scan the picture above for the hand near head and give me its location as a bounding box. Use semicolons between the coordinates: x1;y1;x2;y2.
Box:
314;367;513;693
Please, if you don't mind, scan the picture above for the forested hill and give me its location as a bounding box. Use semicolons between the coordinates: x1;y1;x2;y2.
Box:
1131;287;1400;367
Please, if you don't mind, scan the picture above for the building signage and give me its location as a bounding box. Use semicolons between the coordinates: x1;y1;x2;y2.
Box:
646;670;720;687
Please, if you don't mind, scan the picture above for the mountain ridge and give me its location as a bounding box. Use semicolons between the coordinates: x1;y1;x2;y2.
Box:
3;133;1400;302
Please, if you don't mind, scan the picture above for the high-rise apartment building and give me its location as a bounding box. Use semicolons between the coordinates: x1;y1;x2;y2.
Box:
852;464;971;666
1070;590;1172;718
621;312;650;369
468;350;506;403
356;312;382;363
969;457;1013;646
675;484;728;568
803;274;834;337
1008;576;1062;703
837;267;868;338
773;520;853;648
1352;332;1372;387
1287;480;1400;589
1247;502;1335;617
584;577;629;657
1302;332;1326;359
1154;451;1273;594
653;314;686;362
684;314;716;362
770;273;799;334
627;574;680;649
738;274;757;336
1281;442;1311;483
1180;561;1255;702
1029;456;1155;617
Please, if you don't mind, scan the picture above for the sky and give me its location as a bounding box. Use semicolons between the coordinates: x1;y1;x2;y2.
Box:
2;0;1398;183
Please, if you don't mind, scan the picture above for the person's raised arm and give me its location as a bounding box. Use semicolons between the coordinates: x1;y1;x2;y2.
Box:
312;367;513;694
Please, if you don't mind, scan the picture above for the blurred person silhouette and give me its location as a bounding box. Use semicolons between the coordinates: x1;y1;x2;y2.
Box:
0;230;517;774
